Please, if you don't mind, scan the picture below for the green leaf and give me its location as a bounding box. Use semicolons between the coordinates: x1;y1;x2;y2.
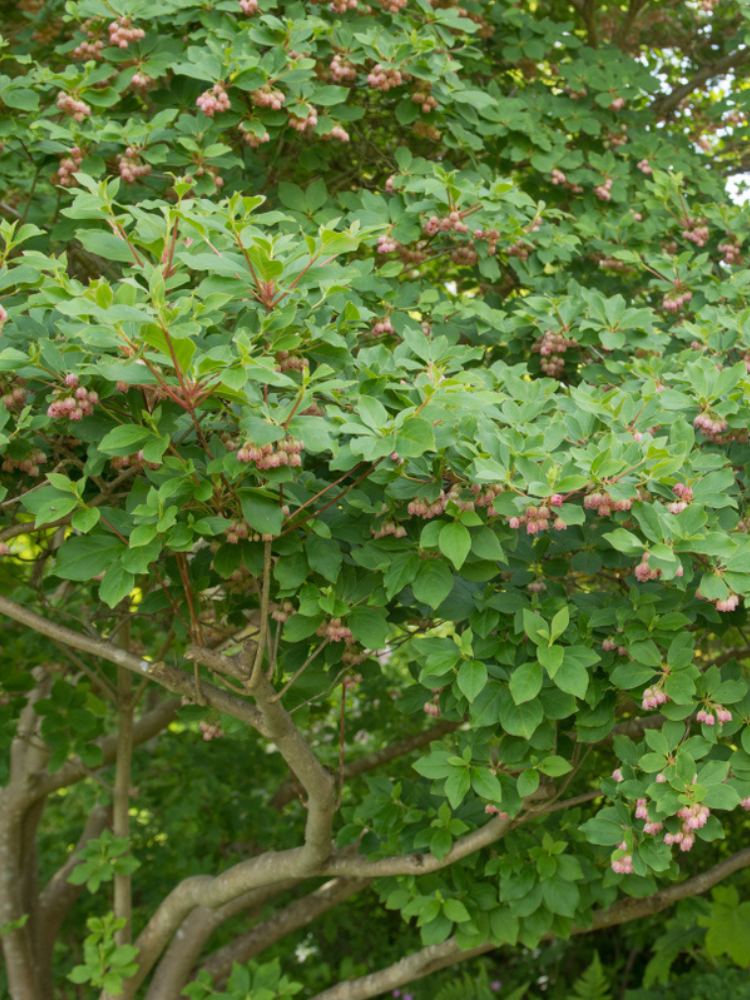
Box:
443;899;470;923
239;491;283;536
439;522;471;570
413;560;453;609
55;535;124;581
348;607;389;649
99;564;135;608
538;644;564;675
71;508;101;533
98;424;152;456
498;697;543;739
444;768;471;809
470;768;503;802
509;661;543;705
457;660;487;702
552;652;590;699
305;535;342;583
539;755;573;777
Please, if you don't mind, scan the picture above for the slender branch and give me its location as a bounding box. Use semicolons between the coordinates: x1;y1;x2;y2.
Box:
35;697;179;799
36;804;111;987
321;811;512;878
113;666;134;945
199;877;366;987
143;882;297;1000
652;47;750;118
0;596;266;735
310;846;750;1000
116;670;336;998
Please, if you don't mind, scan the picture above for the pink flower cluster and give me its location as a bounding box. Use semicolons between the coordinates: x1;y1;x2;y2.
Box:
681;219;709;247
473;228;500;255
367;64;404;91
196;84;230;116
118;149;151;183
408;493;448;519
54;146;83;187
550;168;583;194
693;411;728;438
637;159;652;174
635;798;663;835
0;304;6;328
330;54;357;82
242;126;271;148
323;125;350;142
719;239;741;265
602;637;627;655
508;503;566;535
237;437;304;469
411;89;437;113
379;0;407;9
696;705;732;726
108;17;144;48
56;92;91;121
715;593;740;612
423;701;441;717
199;720;223;741
611;842;634;874
662;288;692;312
663;803;711;852
1;383;26;410
423;210;469;236
533;329;578;377
240;0;259;12
371;317;394;337
271;600;295;623
225;520;251;544
668;481;693;514
47;378;99;421
634;551;661;583
130;72;153;91
372;521;407;539
328;0;358;11
584;491;632;517
609;96;625;111
289;107;318;132
2;450;46;477
641;684;669;710
317;617;354;643
252;86;285;110
110;451;159;472
595;177;613;201
611;768;624;782
72;38;103;60
377;235;399;254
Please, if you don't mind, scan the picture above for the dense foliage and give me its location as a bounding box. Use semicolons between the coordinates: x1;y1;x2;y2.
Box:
2;0;750;996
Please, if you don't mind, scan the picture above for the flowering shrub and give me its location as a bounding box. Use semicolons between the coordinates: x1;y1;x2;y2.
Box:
2;0;750;997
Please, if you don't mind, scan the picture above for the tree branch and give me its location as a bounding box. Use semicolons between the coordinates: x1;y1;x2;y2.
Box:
143;882;298;1000
0;596;266;735
36;804;111;994
310;846;750;1000
272;721;460;809
116;668;336;999
652;47;750;118
321;811;512;878
113;666;134;945
34;696;179;799
200;878;366;987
